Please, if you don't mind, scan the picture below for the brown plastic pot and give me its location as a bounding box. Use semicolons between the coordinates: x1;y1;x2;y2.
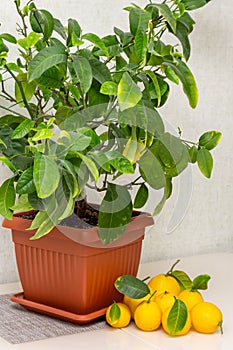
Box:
3;210;153;323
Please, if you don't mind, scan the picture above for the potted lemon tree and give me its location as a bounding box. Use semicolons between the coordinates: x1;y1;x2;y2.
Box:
0;0;221;322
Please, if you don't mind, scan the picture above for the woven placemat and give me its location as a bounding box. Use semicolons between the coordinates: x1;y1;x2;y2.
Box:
0;294;107;344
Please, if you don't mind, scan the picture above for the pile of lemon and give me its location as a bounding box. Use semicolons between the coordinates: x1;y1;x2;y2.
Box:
106;260;223;336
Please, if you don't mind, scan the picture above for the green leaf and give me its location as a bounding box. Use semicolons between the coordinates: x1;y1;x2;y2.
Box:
33;153;60;198
0;33;17;44
117;72;142;111
106;151;134;174
16;167;36;194
71;55;93;94
171;270;193;291
58;130;91;151
115;275;150;299
134;31;148;61
89;58;111;84
18;32;41;50
11;119;35;139
164;66;179;84
53;18;67;40
0;156;17;172
129;8;151;36
188;145;198;163
134;183;148;209
197;148;213;178
15;72;37;106
98;183;133;245
153;4;177;34
0;178;15;219
167;299;188;336
100;81;118;96
29;212;55;239
67;18;81;47
76;152;99;182
144;70;161;107
158;132;188;169
163;59;198;108
89;150;110;172
30;9;54;41
139;149;166;190
31;129;54;141
109;302;121;325
192;274;211;291
175;21;191;60
182;0;211;11
10;194;33;212
82;33;109;57
28;46;67;82
199;130;222;150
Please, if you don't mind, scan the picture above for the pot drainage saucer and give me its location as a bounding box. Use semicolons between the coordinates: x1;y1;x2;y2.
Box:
11;292;107;324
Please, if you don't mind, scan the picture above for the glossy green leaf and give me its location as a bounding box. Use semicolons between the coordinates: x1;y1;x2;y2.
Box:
10;194;33;212
31;129;55;141
0;178;15;219
144;70;161;107
82;33;109;57
100;81;118;96
158;133;188;169
175;21;191;60
67;18;81;47
188;145;198;163
117;72;142;111
167;299;188;336
134;183;148;209
106;150;134;174
16;167;36;194
89;58;111;84
115;275;150;299
129;8;151;36
192;274;211;291
199;130;222;150
53;18;67;40
71;55;92;94
139;149;166;190
28;46;67;81
135;31;148;61
18;32;41;50
164;66;179;84
30;9;54;41
182;0;211;11
33;153;60;198
98;183;133;245
171;270;192;291
0;156;17;172
0;33;17;44
11;119;35;139
76;152;99;182
163;59;198;108
58;130;91;151
15;72;37;106
109;302;121;324
153;4;176;34
89;150;111;172
197;148;213;178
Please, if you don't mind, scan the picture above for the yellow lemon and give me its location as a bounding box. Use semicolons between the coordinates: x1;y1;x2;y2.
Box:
134;300;162;331
148;274;180;296
191;301;223;334
178;289;204;311
162;306;191;336
155;292;176;313
123;287;152;319
106;302;131;328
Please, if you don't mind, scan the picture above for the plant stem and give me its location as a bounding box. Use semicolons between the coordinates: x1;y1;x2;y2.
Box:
5;65;34;119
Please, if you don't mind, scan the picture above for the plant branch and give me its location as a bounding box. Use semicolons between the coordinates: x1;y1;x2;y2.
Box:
5;65;34;119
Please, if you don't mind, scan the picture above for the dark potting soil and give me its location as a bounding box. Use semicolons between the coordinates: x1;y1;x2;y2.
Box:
19;200;99;230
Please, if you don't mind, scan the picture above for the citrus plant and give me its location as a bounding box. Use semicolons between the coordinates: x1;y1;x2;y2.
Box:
0;0;221;244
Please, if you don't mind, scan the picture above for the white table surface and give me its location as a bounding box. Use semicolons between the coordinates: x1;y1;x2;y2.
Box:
0;252;232;350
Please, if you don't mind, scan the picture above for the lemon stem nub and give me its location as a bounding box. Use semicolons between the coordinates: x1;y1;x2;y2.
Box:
219;320;224;335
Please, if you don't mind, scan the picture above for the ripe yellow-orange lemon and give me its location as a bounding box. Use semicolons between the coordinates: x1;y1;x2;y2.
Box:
106;302;131;328
155;292;176;313
178;289;204;311
134;300;162;331
191;301;223;334
148;274;180;296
